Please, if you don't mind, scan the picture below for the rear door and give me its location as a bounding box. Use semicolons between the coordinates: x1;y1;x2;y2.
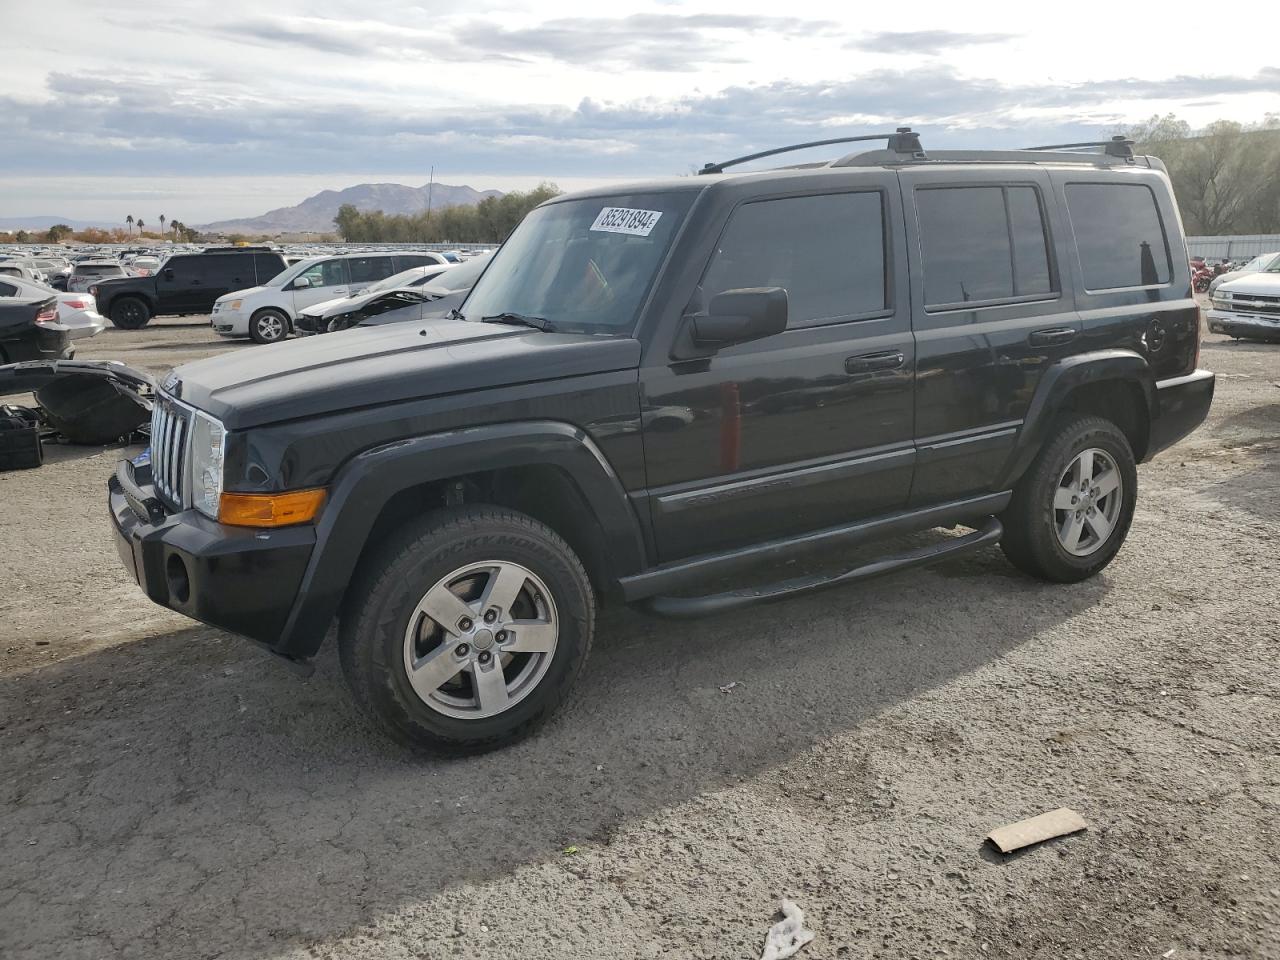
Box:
348;255;398;293
899;167;1079;505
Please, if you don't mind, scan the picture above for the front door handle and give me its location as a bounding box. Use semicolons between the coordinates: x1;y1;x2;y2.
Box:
1029;327;1077;346
845;350;905;374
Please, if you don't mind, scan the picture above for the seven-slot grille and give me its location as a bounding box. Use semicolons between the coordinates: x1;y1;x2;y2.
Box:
149;392;192;508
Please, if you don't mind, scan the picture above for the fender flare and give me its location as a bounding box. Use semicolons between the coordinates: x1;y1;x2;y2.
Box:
997;349;1156;489
274;420;647;658
100;288;157;316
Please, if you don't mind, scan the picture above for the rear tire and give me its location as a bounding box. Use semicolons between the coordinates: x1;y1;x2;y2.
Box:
1000;415;1137;582
109;298;151;330
338;506;595;755
249;309;289;344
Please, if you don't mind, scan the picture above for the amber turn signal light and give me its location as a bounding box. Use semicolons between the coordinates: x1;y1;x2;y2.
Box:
218;488;326;528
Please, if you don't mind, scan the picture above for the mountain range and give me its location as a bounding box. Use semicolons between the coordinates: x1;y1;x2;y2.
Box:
0;216;120;231
199;182;503;235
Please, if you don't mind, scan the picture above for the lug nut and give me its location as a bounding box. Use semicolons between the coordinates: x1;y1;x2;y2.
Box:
478;651;492;664
495;630;508;644
483;609;497;624
456;643;470;657
458;617;473;632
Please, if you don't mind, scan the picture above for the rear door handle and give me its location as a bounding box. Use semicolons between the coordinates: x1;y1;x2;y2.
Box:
845;350;905;373
1029;327;1077;346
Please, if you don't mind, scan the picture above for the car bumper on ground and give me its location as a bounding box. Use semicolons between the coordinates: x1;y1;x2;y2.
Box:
109;459;316;648
1206;309;1280;341
1147;369;1215;459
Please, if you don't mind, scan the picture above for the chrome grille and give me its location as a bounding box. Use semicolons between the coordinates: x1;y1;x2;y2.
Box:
149;392;192;508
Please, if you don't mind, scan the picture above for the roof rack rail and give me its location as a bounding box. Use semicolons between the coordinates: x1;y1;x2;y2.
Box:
699;128;925;175
1023;135;1135;159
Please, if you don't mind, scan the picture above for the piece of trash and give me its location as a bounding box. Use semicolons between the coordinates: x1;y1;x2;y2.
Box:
719;682;740;693
986;808;1088;853
562;845;578;856
1162;949;1176;958
759;899;814;960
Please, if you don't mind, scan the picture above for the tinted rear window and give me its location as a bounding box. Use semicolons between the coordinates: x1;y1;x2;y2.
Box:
1065;183;1171;290
916;185;1055;308
701;191;888;327
76;264;124;276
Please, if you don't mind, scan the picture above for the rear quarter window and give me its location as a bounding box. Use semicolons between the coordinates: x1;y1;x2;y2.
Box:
1065;182;1172;291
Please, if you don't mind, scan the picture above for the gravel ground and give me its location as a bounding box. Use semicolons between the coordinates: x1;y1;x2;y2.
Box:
1;315;1278;960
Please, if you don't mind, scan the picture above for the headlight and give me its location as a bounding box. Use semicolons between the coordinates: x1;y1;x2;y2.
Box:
189;411;226;519
228;299;242;310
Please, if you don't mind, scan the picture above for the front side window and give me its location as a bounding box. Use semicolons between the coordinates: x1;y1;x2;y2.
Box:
700;191;888;328
461;193;695;334
1065;182;1171;290
299;259;349;288
917;185;1055;308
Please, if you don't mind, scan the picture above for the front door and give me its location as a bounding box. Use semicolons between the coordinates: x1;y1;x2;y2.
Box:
639;179;916;561
290;259;350;313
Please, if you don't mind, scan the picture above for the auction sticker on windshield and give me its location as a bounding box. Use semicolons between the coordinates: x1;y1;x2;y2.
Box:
590;207;663;237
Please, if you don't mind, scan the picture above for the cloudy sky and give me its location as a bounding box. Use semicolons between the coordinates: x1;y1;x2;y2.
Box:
2;0;1277;224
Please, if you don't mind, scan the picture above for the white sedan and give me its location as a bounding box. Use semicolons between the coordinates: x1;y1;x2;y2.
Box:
0;275;106;340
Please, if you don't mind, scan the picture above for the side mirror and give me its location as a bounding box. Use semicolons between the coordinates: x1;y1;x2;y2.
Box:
291;276;313;289
690;287;788;346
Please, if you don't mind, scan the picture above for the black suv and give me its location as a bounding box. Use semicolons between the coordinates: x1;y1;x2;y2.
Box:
92;249;288;329
108;132;1215;754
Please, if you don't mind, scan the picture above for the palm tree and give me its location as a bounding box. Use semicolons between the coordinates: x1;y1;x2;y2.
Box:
136;219;145;235
125;214;134;235
159;214;166;236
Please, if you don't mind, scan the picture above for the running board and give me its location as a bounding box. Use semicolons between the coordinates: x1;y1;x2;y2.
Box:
640;516;1003;619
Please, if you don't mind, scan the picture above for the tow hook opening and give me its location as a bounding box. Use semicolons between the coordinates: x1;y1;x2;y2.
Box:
165;553;191;604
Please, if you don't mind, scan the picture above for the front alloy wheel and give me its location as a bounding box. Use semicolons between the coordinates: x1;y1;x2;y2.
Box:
403;561;559;719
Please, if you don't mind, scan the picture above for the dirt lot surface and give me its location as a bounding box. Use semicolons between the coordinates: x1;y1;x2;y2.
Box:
2;316;1278;960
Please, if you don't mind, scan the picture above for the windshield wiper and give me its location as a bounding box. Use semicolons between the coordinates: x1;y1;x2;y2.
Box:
481;312;555;332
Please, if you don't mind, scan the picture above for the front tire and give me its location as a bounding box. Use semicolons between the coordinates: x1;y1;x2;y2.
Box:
1000;415;1137;582
338;506;595;755
109;298;151;330
249;308;290;344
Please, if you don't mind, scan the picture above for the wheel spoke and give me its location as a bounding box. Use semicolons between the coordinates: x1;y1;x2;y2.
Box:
502;620;557;653
1084;510;1114;544
416;583;475;636
1060;513;1085;551
1053;485;1077;510
471;661;510;713
406;646;465;700
1076;449;1095;484
481;563;527;618
1094;468;1121;498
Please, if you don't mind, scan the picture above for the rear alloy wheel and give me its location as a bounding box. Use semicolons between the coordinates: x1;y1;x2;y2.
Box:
249;309;289;344
109;298;151;330
339;506;594;754
1000;415;1137;582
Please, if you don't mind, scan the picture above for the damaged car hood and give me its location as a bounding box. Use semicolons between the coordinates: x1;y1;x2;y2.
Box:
169;320;641;430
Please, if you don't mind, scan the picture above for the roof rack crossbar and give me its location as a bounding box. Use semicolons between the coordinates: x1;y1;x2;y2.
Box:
1023;135;1135;159
699;128;925;175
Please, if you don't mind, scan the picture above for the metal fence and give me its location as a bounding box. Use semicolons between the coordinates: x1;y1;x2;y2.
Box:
1187;235;1280;260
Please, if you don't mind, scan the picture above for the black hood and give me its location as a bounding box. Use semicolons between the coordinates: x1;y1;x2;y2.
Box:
171;319;641;430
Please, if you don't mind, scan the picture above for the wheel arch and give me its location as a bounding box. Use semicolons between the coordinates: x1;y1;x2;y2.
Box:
273;421;647;659
998;349;1156;488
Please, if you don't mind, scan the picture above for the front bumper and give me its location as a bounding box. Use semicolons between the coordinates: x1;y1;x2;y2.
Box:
1206;309;1280;341
1147;369;1215;460
109;459;316;648
210;306;249;337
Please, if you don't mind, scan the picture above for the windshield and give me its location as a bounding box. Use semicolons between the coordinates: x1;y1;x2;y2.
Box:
365;265;449;295
459;193;694;334
1264;253;1280;273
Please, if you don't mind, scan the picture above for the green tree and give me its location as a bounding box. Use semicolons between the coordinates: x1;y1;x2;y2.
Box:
331;185;561;243
159;214;166;236
125;214;134;235
14;229;30;243
46;224;73;242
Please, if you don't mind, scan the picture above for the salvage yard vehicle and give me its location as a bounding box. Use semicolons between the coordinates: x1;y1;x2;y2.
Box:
211;252;451;344
0;293;69;363
1207;251;1280;294
68;260;127;293
91;249;289;330
1;276;105;341
293;263;455;335
1207;269;1280;341
108;131;1215;755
